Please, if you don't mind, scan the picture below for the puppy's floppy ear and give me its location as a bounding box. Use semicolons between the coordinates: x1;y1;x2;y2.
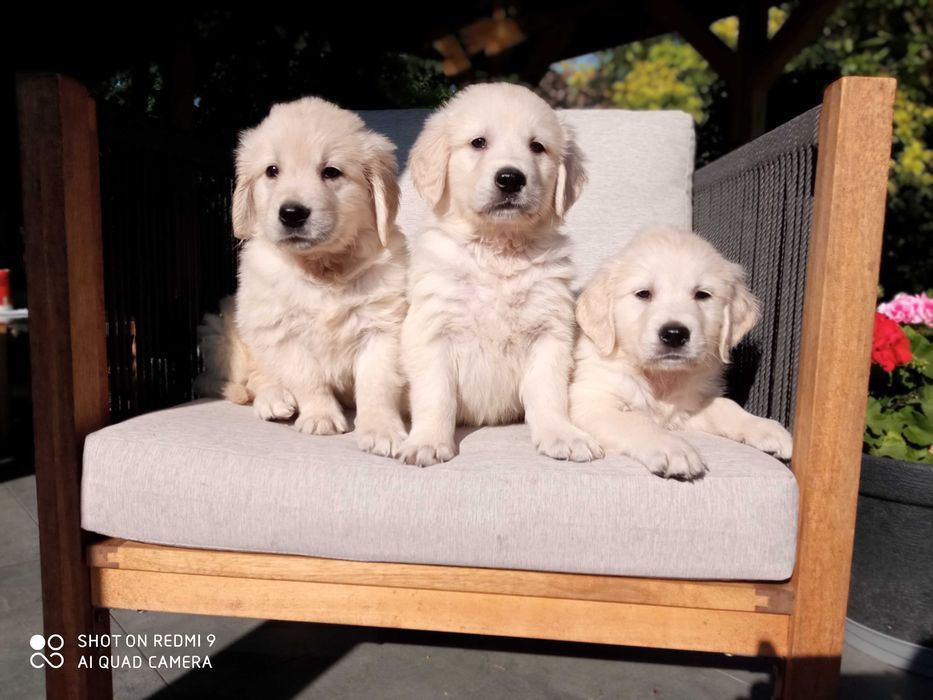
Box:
409;110;450;210
232;128;258;240
364;131;401;246
554;122;587;220
576;266;616;356
718;268;760;363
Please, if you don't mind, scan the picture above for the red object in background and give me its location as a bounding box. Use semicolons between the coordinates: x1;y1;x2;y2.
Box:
0;269;10;309
871;312;912;372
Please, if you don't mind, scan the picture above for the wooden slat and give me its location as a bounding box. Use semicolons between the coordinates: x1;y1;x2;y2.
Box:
91;568;790;657
785;76;896;699
89;539;794;614
17;73;112;700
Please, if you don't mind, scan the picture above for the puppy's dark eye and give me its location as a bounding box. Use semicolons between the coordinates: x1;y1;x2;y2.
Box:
265;165;279;178
694;290;712;301
322;166;342;180
530;141;546;154
471;137;487;150
635;289;652;300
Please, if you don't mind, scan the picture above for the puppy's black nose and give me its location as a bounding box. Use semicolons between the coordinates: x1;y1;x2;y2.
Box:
278;203;310;229
495;167;526;194
659;323;690;347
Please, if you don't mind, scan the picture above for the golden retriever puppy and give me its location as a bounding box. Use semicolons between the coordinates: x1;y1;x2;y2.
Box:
212;97;408;457
570;225;793;479
400;83;602;466
194;295;254;405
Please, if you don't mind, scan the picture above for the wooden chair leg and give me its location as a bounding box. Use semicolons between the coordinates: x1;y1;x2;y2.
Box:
17;72;114;699
781;656;844;700
782;77;896;700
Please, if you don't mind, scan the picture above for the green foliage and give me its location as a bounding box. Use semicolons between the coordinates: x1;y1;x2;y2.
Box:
562;40;714;120
865;326;933;464
557;36;716;120
788;0;932;293
552;10;785;121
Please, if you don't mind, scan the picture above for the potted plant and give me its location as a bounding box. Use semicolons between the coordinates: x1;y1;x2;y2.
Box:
846;292;933;676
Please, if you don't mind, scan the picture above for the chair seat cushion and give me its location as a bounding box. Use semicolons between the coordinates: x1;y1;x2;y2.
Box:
82;400;798;580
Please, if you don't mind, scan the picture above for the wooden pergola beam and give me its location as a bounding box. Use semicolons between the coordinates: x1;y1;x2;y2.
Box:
730;0;771;145
658;0;844;146
757;0;844;87
651;0;738;85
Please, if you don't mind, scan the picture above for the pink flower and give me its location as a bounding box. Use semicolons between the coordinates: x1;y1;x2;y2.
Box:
877;292;933;327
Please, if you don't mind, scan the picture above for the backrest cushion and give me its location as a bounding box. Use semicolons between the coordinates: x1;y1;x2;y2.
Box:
360;107;695;285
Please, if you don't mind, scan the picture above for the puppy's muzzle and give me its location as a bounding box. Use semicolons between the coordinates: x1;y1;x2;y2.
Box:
494;167;526;194
279;203;311;229
659;323;690;348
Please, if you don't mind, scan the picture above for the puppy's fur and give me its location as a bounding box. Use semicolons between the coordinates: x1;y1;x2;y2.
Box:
400;82;601;466
198;97;408;457
570;225;792;479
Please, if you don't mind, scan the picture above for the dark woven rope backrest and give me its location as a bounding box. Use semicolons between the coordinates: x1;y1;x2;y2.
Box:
98;108;237;422
693;106;821;429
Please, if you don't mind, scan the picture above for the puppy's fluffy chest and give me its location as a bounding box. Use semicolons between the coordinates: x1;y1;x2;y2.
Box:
411;228;575;344
406;226;575;425
237;240;405;374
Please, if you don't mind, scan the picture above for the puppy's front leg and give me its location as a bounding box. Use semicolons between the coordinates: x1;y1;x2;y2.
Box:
353;333;407;457
248;367;298;421
522;335;603;462
292;382;348;436
687;397;793;459
399;340;457;466
575;400;706;479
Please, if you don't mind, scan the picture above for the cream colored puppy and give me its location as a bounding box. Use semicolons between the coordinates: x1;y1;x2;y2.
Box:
400;83;602;466
205;97;408;457
570;225;792;479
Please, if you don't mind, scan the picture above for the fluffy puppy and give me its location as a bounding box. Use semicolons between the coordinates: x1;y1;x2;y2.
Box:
205;97;408;457
400;82;602;466
194;295;253;405
570;225;793;479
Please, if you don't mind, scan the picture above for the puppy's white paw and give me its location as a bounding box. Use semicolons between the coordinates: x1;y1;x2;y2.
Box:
294;409;349;436
534;424;604;462
253;386;297;421
398;438;456;467
631;436;707;481
355;419;407;458
737;418;793;460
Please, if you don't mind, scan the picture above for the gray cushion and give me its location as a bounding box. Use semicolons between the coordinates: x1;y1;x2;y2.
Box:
360;108;695;285
82;400;798;580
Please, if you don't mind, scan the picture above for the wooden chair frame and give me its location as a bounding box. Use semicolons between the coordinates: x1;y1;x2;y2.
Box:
17;73;895;700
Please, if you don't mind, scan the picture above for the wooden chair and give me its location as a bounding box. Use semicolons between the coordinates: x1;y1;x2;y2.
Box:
17;73;895;700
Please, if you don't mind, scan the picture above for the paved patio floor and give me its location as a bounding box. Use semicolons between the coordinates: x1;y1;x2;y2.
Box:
3;472;931;699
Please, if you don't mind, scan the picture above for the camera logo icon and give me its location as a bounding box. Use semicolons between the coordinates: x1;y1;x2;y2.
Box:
29;634;64;669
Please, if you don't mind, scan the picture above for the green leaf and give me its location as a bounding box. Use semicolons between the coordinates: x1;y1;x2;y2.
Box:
866;402;910;434
902;409;933;447
921;383;933;410
872;431;912;460
905;326;933;378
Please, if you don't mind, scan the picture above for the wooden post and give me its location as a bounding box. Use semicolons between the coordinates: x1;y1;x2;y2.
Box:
17;73;113;700
728;0;770;145
659;0;843;146
784;76;896;699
